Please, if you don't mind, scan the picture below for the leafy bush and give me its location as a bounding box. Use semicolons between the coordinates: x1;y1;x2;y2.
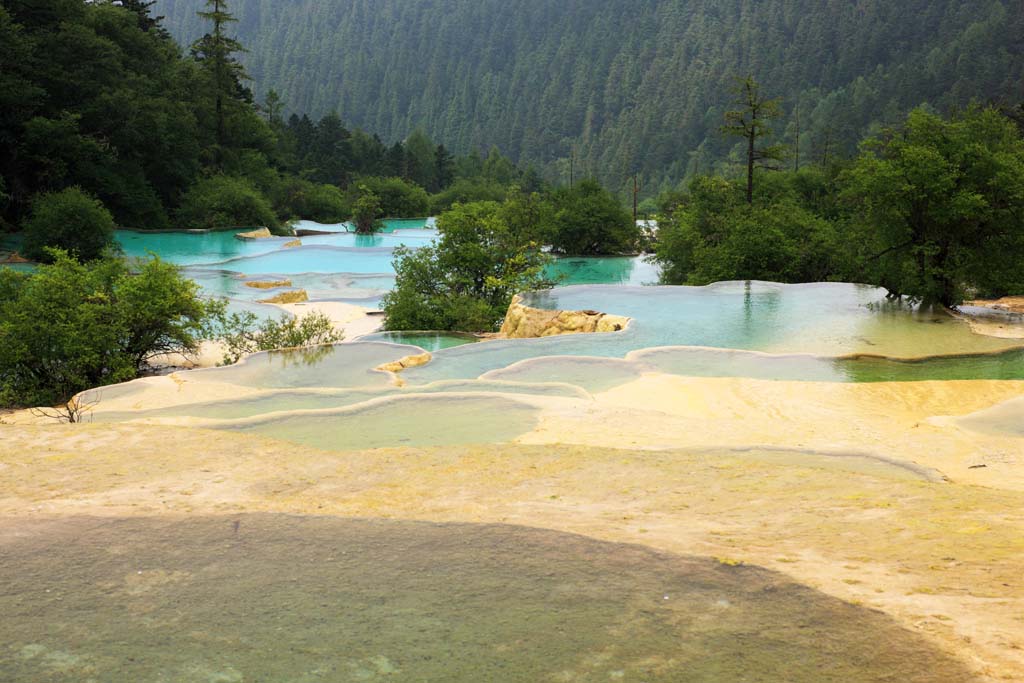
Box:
274;177;350;223
0;251;217;410
382;200;551;332
351;176;429;217
545;179;638;255
429;177;507;214
215;310;344;364
351;185;384;234
653;175;838;285
299;183;350;223
840;107;1024;305
177;175;282;233
21;187;115;262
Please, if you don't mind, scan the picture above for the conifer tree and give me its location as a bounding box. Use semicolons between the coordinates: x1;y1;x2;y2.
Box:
191;0;249;167
721;76;786;204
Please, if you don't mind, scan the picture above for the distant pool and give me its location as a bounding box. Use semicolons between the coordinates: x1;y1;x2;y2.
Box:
112;223;660;309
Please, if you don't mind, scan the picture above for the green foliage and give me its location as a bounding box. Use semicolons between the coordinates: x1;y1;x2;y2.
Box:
276;178;350;223
0;251;216;409
430;177;508;215
214;310;343;365
721;76;787;204
351;185;384;234
21;187;115;262
382;200;551;332
351;176;429;218
841;107;1024;305
655;107;1024;302
545;179;638;255
152;0;1024;193
654;174;841;285
177;174;280;231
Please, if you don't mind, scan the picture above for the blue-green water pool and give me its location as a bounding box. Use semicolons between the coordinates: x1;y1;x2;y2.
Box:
108;224;657;311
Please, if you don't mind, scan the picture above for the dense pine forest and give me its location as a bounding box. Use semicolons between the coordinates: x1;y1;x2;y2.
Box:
152;0;1024;195
0;0;542;234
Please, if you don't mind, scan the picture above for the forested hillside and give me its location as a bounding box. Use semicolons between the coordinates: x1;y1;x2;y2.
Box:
153;0;1023;194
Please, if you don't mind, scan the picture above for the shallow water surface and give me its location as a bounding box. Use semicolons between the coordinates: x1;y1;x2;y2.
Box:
222;394;540;449
0;515;977;683
189;342;424;390
359;330;479;350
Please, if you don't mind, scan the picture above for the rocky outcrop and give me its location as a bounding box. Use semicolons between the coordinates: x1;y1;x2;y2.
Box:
375;351;433;386
1;251;30;264
235;227;273;240
245;279;292;289
258;289;309;304
283;239;302;248
498;295;631;339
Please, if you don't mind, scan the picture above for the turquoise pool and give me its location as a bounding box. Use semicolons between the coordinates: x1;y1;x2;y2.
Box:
111;223;658;312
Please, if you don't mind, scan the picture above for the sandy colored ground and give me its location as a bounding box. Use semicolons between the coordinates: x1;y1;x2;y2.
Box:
1;424;1023;681
955;304;1024;340
2;326;1023;679
531;376;1024;491
276;300;384;340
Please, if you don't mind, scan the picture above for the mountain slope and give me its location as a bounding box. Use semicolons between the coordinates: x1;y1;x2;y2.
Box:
153;0;1024;191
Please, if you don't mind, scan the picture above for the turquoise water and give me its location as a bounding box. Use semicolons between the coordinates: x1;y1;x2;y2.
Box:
399;283;1024;385
87;280;1024;450
82;231;1024;448
0;514;976;683
360;330;479;351
545;255;660;286
108;227;665;322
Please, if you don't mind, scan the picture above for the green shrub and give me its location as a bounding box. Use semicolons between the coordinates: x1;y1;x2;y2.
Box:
429;177;507;214
382;200;551;332
0;251;218;411
177;175;282;232
21;187;115;262
351;185;384;234
545;179;638;255
300;183;350;223
351;176;429;217
273;178;350;223
653;175;839;285
215;310;344;365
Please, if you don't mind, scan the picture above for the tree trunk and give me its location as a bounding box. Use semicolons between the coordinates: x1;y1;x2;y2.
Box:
746;130;755;204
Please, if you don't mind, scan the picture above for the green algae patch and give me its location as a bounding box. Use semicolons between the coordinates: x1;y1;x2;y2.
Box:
0;514;978;683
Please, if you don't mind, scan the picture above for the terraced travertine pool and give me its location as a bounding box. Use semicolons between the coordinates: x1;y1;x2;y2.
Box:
75;223;1024;449
6;223;1024;682
112;220;661;312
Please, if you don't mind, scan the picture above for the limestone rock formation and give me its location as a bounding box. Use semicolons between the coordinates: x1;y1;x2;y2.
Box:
235;227;273;240
0;251;30;264
283;239;302;248
375;351;433;386
499;295;630;339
